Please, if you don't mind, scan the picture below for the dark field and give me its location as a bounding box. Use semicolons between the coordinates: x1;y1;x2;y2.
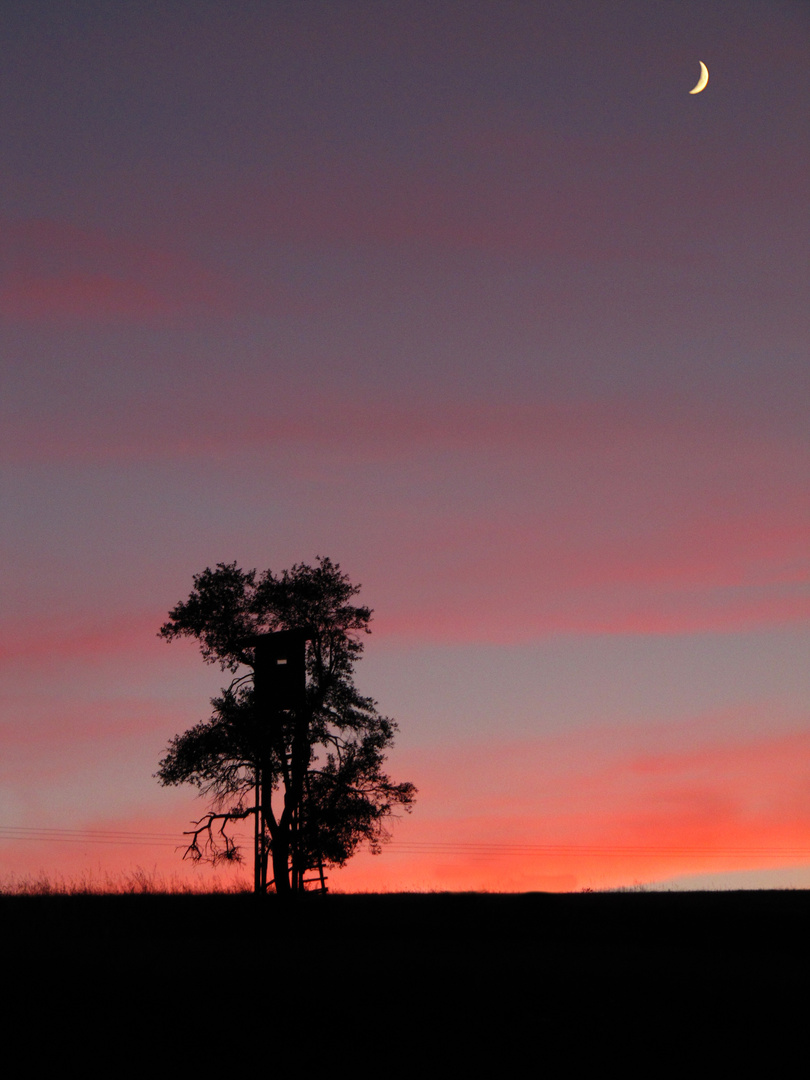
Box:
5;890;807;1062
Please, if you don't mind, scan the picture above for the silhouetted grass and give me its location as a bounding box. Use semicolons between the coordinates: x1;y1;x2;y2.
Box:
0;866;251;895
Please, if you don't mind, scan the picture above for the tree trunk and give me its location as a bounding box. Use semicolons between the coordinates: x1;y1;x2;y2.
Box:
271;829;291;896
262;704;310;896
261;752;292;896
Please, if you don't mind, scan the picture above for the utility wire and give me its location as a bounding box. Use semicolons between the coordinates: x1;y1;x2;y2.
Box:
0;824;251;848
2;825;809;859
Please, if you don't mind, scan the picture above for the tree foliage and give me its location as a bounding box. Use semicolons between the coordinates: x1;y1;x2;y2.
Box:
156;557;416;893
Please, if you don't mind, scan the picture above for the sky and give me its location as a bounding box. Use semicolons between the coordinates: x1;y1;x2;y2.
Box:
1;0;808;892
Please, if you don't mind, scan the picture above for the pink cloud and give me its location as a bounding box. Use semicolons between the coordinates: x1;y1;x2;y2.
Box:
4;395;623;465
3;395;805;641
373;598;808;644
0;217;233;324
217;164;611;259
183;107;809;272
0;610;166;667
370;487;809;641
3;387;804;467
1;273;182;321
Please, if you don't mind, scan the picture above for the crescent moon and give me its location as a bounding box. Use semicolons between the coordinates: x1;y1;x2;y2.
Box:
689;61;709;94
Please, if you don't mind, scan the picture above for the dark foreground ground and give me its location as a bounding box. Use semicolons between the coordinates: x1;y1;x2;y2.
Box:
4;890;807;1065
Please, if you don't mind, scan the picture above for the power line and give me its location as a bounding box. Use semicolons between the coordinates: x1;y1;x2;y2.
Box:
0;825;251;848
381;840;810;858
2;825;809;860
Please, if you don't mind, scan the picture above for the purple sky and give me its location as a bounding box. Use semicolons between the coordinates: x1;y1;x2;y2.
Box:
2;1;809;891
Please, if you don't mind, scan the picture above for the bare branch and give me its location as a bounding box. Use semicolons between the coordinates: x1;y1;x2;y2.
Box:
181;807;254;865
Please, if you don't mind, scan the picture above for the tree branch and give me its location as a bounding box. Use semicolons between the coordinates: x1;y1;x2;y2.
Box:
182;807;254;865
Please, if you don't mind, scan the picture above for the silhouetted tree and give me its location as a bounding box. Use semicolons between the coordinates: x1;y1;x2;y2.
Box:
156;557;415;895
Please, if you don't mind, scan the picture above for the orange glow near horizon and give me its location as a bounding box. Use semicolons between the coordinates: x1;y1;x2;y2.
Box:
6;823;810;895
5;724;810;893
